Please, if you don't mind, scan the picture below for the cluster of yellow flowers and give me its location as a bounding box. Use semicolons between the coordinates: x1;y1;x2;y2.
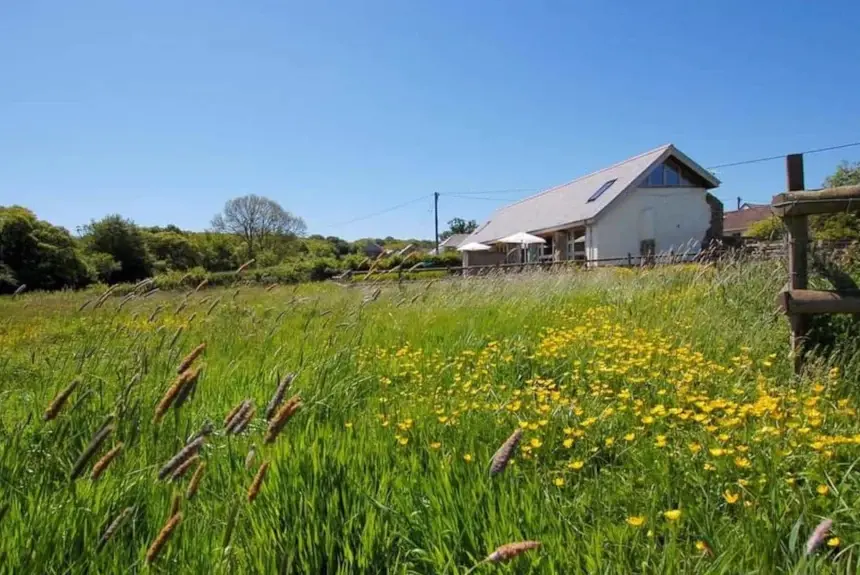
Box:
358;305;857;527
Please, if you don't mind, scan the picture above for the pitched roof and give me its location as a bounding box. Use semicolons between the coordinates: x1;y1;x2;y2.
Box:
723;204;772;233
465;144;720;244
439;234;469;248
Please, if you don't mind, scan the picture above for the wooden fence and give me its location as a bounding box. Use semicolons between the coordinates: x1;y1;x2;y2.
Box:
772;153;860;372
337;249;712;283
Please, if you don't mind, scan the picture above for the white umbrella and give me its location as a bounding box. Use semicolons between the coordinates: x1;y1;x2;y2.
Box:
497;232;546;264
457;242;492;252
498;232;545;245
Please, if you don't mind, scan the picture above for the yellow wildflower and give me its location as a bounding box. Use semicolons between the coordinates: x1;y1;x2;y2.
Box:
723;490;740;504
626;516;646;527
663;509;682;521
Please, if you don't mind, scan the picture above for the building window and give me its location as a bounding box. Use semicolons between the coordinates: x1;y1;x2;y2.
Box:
587;179;617;202
640;239;656;256
642;158;700;187
664;163;680;186
646;165;664;187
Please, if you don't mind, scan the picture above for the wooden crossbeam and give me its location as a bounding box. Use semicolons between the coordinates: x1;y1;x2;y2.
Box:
778;289;860;315
771;184;860;216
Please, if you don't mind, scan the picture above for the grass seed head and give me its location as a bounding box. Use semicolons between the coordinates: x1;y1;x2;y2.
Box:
173;366;202;410
806;518;834;556
225;400;252;432
231;405;256;435
490;428;523;476
97;507;134;552
91;443;124;481
44;379;80;421
206;298;221;316
186;461;205;500
177;343;206;374
146;512;182;564
170;454;200;481
264;396;302;444
153;369;194;423
247;461;270;503
265;373;295;421
169;492;182;517
158;436;205;481
485;541;541;563
236;259;255;274
70;424;115;480
223;400;247;428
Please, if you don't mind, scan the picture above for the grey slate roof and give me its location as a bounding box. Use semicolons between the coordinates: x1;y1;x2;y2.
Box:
439;234;469;248
465;144;720;244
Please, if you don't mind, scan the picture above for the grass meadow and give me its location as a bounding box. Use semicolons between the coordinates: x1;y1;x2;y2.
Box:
2;260;860;573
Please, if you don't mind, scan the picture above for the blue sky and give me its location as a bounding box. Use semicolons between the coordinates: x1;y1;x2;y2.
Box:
2;1;860;240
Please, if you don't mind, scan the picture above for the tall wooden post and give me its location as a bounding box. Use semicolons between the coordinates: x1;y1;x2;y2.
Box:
785;153;808;373
434;192;440;255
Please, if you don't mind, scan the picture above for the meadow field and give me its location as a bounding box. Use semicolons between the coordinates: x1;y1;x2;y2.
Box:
2;261;860;573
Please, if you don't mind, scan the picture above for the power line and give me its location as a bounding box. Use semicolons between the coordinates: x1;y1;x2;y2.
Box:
446;194;518;202
330;194;432;228
707;141;860;171
450;187;541;196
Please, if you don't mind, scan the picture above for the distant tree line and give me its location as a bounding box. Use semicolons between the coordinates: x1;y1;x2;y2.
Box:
0;194;465;293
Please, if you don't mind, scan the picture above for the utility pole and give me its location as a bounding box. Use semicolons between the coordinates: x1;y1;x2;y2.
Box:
434;192;440;254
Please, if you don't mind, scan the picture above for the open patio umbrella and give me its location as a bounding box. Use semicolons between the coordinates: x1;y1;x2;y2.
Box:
457;242;492;252
498;232;545;263
497;232;546;245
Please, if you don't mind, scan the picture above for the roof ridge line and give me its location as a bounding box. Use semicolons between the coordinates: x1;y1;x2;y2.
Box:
496;144;673;211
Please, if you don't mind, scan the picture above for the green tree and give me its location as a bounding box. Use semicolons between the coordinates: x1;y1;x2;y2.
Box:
145;230;201;271
81;215;153;283
440;217;478;240
745;216;784;240
0;206;91;292
211;195;306;258
811;162;860;240
194;233;241;272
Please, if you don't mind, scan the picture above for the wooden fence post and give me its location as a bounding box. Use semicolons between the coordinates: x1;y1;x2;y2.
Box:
785;153;808;373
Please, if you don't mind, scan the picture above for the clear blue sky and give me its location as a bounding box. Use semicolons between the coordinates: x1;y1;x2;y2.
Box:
3;1;860;240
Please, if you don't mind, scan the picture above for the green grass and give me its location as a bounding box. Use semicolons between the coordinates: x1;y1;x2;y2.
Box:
2;261;860;573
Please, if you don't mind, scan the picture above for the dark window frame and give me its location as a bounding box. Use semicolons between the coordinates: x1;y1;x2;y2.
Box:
641;158;703;188
587;178;618;202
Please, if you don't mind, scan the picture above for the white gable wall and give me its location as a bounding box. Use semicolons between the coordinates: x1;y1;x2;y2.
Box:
590;186;711;263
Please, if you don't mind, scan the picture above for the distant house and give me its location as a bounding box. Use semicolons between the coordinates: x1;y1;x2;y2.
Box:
362;242;385;258
438;234;469;252
723;203;772;238
463;144;722;266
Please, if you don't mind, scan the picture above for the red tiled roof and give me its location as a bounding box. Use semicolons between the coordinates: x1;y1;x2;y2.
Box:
723;205;772;233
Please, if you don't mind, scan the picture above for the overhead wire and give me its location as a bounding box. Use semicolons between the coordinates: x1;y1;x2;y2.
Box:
706;141;860;170
329;194;433;228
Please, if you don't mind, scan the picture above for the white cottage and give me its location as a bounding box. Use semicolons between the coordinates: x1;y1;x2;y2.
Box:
463;144;722;266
